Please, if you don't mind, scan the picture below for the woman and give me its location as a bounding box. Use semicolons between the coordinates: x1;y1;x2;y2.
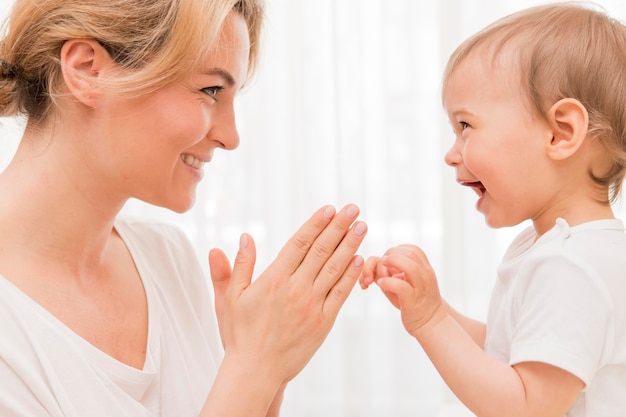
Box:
0;0;368;416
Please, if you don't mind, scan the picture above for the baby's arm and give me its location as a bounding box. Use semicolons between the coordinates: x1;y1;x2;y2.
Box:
361;251;486;347
371;244;583;417
416;313;583;417
443;301;486;347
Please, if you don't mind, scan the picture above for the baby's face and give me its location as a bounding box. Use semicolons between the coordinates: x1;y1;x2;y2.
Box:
442;51;555;229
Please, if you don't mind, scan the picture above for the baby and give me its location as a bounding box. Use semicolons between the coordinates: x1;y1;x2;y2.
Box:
361;3;626;416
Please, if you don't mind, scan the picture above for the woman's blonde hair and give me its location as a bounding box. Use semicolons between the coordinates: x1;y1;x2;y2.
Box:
443;2;626;202
0;0;264;122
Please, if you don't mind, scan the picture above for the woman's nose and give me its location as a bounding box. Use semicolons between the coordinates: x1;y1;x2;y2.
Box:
207;103;240;151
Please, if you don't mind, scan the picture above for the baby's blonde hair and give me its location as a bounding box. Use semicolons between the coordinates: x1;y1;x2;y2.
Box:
443;2;626;202
0;0;264;122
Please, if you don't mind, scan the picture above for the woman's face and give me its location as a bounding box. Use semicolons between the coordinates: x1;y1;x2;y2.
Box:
96;11;250;213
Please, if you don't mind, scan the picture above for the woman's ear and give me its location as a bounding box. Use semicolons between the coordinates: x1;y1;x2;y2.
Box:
60;39;114;108
545;98;589;161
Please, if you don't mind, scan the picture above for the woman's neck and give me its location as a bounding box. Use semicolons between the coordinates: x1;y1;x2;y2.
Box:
0;127;127;275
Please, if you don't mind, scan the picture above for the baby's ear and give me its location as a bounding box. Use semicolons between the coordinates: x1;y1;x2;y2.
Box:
60;39;114;108
545;98;589;160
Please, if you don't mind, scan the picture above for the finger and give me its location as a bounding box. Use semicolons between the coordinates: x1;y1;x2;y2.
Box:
376;258;390;279
298;204;361;283
208;248;232;318
228;233;257;296
382;249;432;285
313;219;367;295
358;271;369;290
382;244;428;266
377;276;413;309
322;254;364;319
373;277;401;309
359;256;381;289
271;205;336;276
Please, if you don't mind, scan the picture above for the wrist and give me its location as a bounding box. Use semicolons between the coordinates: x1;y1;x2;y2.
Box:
412;304;450;341
202;353;284;417
222;351;285;388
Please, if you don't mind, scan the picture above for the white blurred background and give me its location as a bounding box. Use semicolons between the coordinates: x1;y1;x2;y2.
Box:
1;1;625;416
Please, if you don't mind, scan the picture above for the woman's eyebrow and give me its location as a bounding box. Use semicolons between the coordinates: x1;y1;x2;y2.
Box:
201;68;236;87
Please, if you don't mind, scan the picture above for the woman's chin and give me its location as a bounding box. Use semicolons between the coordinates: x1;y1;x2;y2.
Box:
149;193;197;214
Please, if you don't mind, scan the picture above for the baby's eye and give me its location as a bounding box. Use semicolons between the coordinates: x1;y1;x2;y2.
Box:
202;86;223;99
460;121;470;130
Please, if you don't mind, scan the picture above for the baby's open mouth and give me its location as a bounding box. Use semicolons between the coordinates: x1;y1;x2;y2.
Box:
461;181;486;196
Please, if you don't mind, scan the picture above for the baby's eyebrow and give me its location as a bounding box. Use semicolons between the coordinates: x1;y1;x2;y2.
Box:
201;68;236;87
449;108;473;118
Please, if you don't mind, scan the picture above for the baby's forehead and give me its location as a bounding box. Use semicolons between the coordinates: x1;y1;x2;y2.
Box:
466;40;521;72
446;45;522;91
441;43;540;118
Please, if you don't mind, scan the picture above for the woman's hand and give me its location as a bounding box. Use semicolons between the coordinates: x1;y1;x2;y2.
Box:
208;204;367;384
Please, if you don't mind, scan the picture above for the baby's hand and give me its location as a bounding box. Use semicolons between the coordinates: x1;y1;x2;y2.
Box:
359;256;385;289
359;254;407;289
371;244;446;337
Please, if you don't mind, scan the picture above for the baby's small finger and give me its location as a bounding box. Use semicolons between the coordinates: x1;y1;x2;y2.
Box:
359;271;373;289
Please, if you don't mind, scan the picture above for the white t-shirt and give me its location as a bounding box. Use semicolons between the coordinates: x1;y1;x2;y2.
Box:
486;218;626;417
0;218;223;417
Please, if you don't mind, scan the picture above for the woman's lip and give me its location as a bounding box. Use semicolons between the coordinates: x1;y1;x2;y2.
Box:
180;153;209;169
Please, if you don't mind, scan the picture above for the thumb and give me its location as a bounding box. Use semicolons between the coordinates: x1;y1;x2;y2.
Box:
208;247;232;318
229;233;257;295
377;276;411;310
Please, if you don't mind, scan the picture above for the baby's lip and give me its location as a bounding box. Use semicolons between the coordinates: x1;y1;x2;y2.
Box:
459;180;486;195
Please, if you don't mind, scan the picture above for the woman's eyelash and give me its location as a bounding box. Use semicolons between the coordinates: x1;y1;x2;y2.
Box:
202;86;224;99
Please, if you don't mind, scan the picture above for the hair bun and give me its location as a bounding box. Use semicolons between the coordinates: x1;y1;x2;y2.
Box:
0;60;19;80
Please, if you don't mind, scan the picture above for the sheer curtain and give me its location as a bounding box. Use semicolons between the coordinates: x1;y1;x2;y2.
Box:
2;0;626;416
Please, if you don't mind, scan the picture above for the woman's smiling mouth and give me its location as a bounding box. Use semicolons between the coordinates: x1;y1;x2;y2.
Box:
181;154;205;170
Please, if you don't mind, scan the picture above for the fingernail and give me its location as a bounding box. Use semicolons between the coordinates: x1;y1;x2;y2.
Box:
353;256;364;268
353;221;367;237
345;204;359;219
239;233;248;250
323;205;336;219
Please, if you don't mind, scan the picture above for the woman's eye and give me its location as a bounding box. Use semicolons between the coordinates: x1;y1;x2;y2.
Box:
202;86;223;99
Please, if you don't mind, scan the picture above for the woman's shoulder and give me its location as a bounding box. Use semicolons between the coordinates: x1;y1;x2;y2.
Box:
114;216;204;281
115;215;190;240
114;216;196;256
113;216;215;323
